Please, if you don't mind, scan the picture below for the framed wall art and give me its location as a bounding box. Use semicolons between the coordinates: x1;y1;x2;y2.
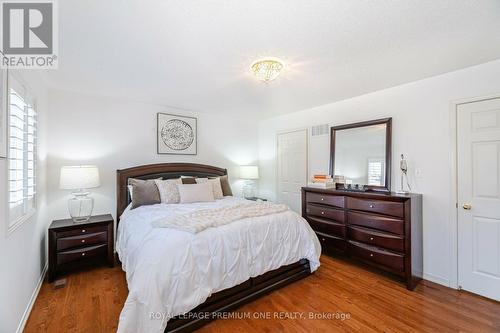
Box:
157;113;197;155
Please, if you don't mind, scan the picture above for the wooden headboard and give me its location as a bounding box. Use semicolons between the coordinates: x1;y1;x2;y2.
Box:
116;163;227;223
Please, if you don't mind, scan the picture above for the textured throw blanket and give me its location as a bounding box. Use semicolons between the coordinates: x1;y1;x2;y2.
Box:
151;201;289;233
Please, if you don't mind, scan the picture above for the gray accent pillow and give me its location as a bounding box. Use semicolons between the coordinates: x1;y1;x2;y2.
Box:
128;178;161;209
216;175;233;196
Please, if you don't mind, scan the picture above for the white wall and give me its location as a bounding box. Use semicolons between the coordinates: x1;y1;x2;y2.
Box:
0;71;49;333
258;59;500;287
47;90;259;221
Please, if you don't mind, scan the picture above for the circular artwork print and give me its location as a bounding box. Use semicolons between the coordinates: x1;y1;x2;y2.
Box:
161;119;195;150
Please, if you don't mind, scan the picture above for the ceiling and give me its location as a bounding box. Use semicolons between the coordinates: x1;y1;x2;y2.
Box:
42;0;500;118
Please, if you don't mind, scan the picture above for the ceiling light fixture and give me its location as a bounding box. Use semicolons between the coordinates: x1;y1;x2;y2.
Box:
250;57;284;82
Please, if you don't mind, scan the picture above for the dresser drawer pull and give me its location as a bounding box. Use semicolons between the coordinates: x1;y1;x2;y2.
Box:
321;238;326;241
82;229;86;233
370;253;374;257
321;198;324;201
81;239;86;243
369;204;374;208
321;211;325;215
370;237;374;241
81;252;86;256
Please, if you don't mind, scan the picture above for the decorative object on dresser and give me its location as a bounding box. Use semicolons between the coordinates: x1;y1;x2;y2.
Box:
59;165;101;222
330;118;392;192
302;187;422;290
157;113;197;155
240;165;259;198
48;214;114;282
395;154;411;194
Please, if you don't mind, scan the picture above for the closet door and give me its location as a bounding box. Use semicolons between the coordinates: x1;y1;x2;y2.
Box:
277;129;308;213
457;97;500;301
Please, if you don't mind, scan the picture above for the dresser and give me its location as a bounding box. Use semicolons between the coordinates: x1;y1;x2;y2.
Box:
48;214;114;282
301;187;422;290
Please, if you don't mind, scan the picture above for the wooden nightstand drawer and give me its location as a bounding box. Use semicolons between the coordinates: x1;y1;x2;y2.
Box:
57;225;107;238
57;244;107;266
57;231;107;251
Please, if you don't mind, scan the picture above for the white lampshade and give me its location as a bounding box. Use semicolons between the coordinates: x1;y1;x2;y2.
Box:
240;165;259;180
60;165;100;190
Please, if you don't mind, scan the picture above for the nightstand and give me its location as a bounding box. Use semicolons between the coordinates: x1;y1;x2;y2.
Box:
48;214;114;282
245;196;268;202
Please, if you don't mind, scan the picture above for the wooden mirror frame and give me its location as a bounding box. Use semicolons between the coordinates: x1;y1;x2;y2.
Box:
329;117;392;192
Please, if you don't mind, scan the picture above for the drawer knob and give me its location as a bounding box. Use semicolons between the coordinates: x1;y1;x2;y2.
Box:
321;211;325;215
82;229;86;233
370;253;374;257
321;198;324;201
370;237;374;241
81;252;86;256
322;238;326;241
81;239;86;243
369;204;374;208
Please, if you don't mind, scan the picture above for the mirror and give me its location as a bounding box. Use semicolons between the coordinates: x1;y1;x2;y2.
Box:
330;118;392;192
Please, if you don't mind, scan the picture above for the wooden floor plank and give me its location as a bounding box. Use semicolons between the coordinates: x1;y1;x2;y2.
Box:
24;255;500;332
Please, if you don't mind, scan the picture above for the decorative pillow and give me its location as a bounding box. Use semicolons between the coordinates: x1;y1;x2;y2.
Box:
127;185;134;200
155;178;182;204
128;178;161;209
196;177;223;199
181;176;197;184
178;183;215;203
215;175;233;196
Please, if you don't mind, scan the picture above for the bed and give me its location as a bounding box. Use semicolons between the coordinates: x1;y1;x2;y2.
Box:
115;163;321;333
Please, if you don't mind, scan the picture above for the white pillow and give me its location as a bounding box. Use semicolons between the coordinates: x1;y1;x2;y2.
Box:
196;177;223;199
178;183;215;203
155;178;182;204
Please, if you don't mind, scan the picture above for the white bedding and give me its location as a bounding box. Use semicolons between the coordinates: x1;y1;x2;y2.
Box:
116;196;321;333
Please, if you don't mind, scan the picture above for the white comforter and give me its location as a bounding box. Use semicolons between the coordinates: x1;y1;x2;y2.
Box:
116;197;321;333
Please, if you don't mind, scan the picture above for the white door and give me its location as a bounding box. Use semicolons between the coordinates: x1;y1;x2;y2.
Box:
277;129;308;213
457;97;500;301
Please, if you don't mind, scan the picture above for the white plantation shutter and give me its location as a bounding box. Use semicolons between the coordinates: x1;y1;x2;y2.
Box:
8;75;37;226
367;158;384;186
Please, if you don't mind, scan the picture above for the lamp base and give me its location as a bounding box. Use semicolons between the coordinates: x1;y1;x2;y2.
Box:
68;192;94;222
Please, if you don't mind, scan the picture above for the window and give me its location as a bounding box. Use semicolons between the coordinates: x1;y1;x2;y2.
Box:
8;75;37;229
367;158;384;186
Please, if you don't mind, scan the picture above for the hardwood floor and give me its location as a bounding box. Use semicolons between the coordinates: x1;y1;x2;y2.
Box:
25;255;500;332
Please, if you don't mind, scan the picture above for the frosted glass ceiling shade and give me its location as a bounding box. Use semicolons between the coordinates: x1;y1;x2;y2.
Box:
240;165;259;180
60;165;100;190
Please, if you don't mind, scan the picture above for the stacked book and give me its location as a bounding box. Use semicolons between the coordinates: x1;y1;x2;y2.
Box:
307;175;334;189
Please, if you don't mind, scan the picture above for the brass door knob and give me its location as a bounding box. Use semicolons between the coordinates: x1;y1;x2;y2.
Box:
463;204;472;210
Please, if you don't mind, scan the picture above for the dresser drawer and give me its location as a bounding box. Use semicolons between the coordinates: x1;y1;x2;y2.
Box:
348;226;404;252
306;192;345;208
57;225;107;238
306;204;345;223
348;241;404;272
57;231;107;251
316;232;346;253
57;244;107;266
347;197;404;218
348;211;404;235
307;217;345;238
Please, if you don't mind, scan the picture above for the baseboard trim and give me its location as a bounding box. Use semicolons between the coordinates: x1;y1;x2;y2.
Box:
424;272;450;288
16;261;48;333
